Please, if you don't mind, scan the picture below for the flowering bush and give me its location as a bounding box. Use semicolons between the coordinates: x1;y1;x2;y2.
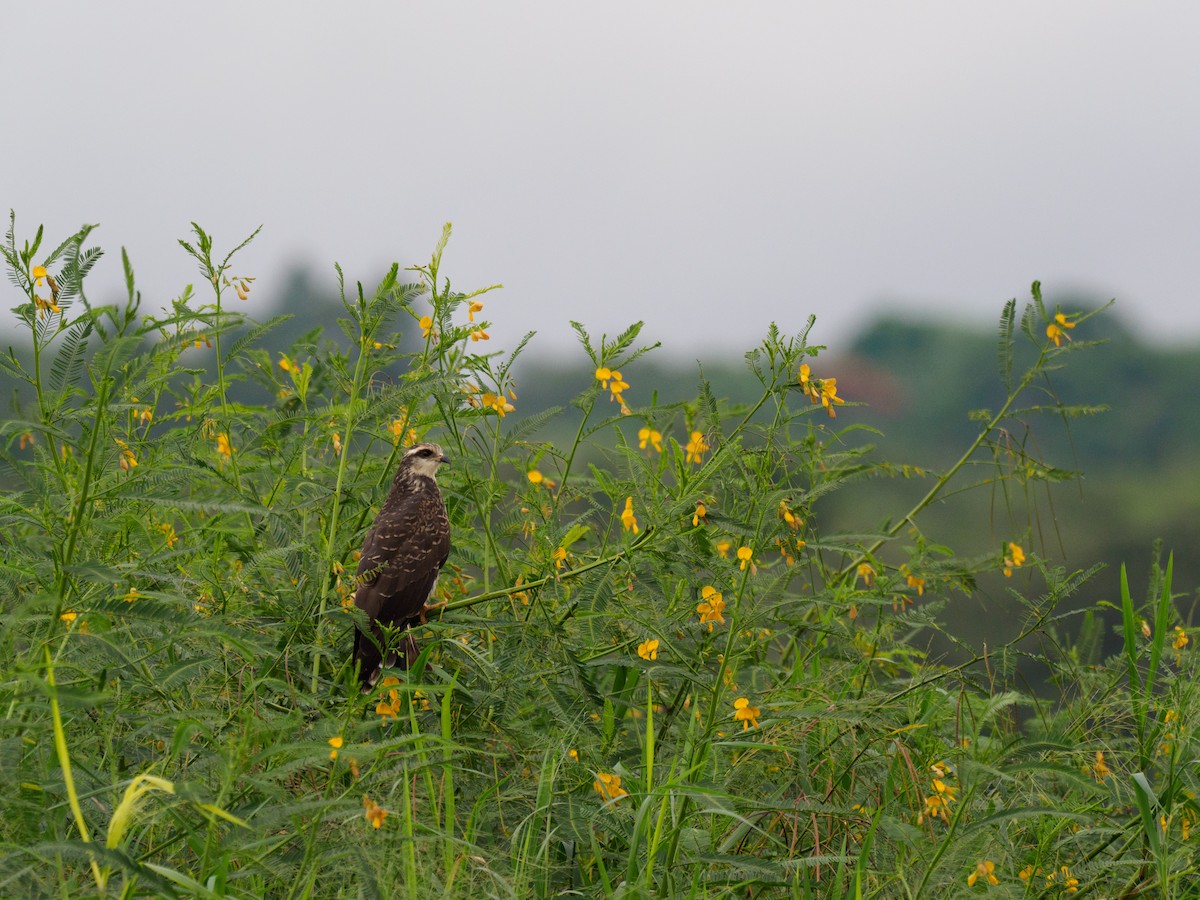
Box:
0;213;1193;896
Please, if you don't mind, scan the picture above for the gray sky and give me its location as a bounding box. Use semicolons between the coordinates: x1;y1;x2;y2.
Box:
5;2;1198;357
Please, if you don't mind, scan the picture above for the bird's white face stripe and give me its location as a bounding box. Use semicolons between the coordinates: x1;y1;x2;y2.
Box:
403;442;449;482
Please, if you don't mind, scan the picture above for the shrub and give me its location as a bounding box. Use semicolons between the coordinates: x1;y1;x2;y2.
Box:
1;213;1195;897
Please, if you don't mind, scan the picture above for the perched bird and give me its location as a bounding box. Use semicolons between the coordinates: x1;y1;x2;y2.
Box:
351;442;451;690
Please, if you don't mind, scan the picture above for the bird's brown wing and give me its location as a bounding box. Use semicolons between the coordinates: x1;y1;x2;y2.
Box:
352;491;450;684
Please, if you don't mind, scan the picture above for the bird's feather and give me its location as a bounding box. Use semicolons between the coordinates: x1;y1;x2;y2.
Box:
351;443;450;688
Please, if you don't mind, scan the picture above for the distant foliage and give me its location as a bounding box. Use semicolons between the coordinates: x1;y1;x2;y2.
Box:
1;212;1195;897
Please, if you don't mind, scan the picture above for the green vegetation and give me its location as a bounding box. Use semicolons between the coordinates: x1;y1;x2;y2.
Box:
1;213;1197;897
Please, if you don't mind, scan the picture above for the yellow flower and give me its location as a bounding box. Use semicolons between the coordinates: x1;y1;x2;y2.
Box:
778;500;799;530
637;638;659;660
856;563;875;586
684;430;709;464
1002;542;1025;577
798;363;824;406
568;749;578;761
733;696;761;730
1173;626;1188;651
419;315;434;338
820;378;844;417
1046;312;1077;347
468;299;484;321
692;502;707;527
389;419;418;445
607;370;629;404
737;546;753;571
621;496;639;534
934;777;957;801
1046;865;1078;893
638;426;663;453
470;328;489;342
328;736;343;760
479;391;515;417
19;432;34;450
918;764;958;825
159;523;178;547
593;771;627;803
921;779;957;824
1091;749;1111;781
216;433;233;458
527;469;544;485
906;573;925;596
696;586;725;631
1019;865;1036;883
332;432;342;453
375;675;402;719
967;859;999;887
798;362;813;395
279;354;296;375
363;795;389;829
596;365;630;410
60;610;78;625
33;293;61;318
799;364;845;417
715;540;731;559
123;587;140;603
1158;709;1179;758
551;546;567;570
115;438;137;471
32;265;47;286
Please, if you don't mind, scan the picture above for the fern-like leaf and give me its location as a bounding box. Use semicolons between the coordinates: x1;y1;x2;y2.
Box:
997;298;1015;392
48;318;93;394
225;314;294;360
219;224;263;271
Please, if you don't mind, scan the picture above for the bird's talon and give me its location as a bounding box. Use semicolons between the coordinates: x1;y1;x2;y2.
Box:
419;600;447;625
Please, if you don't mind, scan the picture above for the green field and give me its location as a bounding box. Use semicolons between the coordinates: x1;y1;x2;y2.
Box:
2;216;1196;897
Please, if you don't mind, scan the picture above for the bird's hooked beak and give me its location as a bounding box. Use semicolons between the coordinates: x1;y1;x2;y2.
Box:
439;452;452;466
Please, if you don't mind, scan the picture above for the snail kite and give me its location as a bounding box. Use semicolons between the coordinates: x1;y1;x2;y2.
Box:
351;442;451;689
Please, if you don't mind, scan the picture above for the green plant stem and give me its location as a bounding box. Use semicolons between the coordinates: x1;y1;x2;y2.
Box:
432;388;511;595
660;507;767;884
837;353;1046;581
210;282;230;421
913;783;972;897
730;381;775;436
553;394;597;508
45;650;103;890
817;578;1070;774
312;325;376;692
55;365;113;614
440;526;655;614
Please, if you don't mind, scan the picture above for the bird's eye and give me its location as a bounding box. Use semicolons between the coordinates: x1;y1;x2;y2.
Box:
418;449;432;457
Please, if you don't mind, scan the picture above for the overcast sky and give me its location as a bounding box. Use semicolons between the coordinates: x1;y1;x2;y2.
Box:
5;2;1198;358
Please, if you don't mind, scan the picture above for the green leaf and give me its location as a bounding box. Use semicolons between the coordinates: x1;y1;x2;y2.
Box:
997;297;1015;392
